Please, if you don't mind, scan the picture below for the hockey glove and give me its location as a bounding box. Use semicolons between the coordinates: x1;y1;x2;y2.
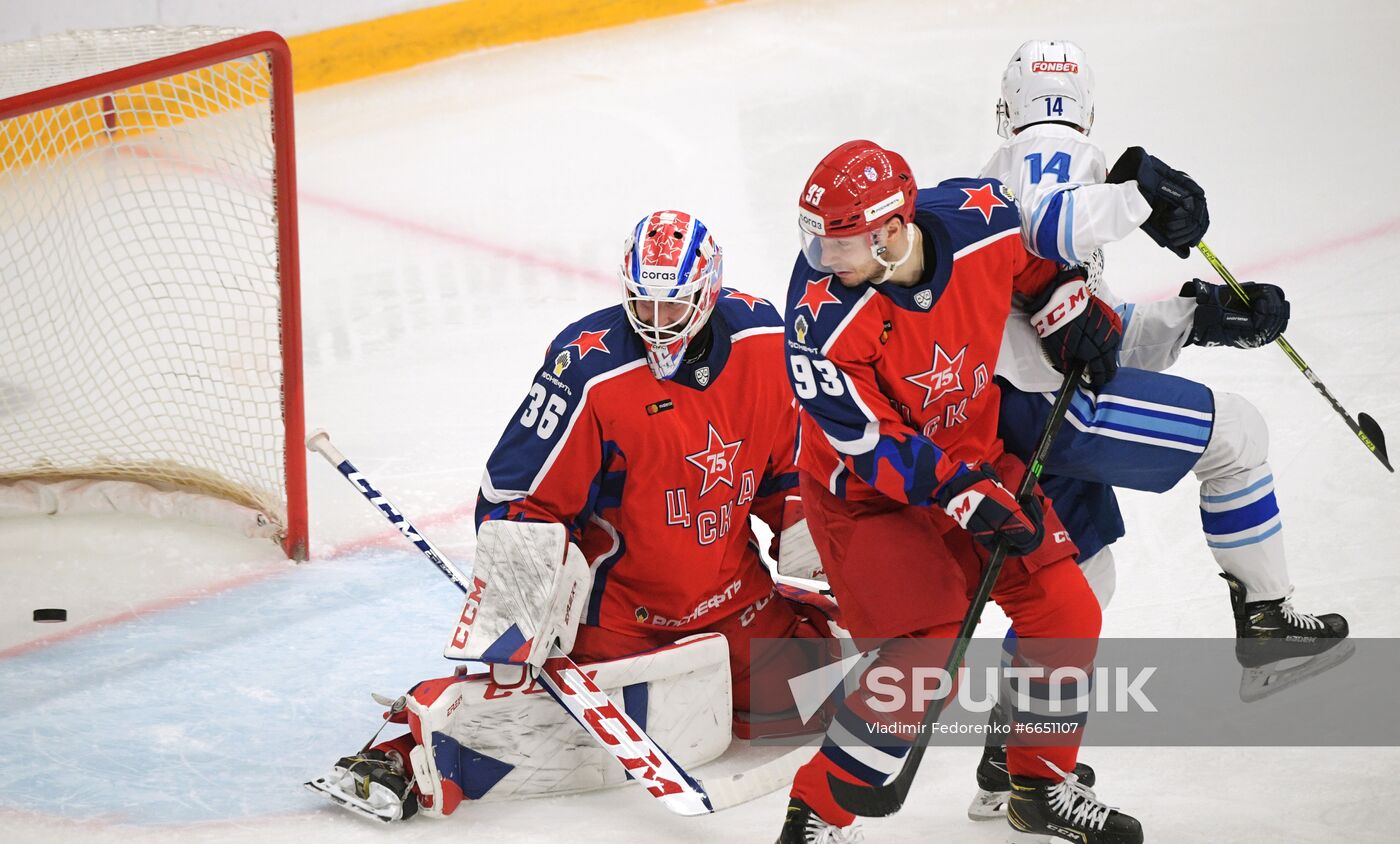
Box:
1028;267;1123;388
1107;146;1209;258
1182;278;1290;348
935;463;1045;556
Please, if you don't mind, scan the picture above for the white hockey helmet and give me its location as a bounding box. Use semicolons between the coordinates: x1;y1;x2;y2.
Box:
996;39;1095;139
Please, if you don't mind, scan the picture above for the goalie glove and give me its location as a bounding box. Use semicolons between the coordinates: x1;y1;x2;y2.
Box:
1028;266;1123;388
1182;278;1290;348
935;463;1045;556
444;520;591;668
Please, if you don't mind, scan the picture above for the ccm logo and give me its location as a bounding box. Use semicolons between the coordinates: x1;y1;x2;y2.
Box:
1032;61;1078;73
1030;281;1089;338
450;576;488;648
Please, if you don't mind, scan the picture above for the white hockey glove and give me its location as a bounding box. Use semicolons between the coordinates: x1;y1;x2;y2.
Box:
444;520;591;669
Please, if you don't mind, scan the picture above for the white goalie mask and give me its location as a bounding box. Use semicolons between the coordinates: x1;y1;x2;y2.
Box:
619;210;723;381
996;39;1095;139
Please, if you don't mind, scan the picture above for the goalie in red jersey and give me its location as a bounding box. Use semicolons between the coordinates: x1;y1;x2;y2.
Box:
775;141;1145;844
306;211;842;824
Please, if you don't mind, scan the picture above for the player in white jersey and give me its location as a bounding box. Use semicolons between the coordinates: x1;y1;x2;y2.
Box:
966;39;1352;825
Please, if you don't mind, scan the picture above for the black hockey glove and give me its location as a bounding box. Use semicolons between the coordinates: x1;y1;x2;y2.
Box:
1182;278;1290;348
1107;146;1209;258
936;463;1045;556
1028;267;1123;388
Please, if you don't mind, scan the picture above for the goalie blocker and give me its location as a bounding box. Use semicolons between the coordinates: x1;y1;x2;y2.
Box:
308;520;844;821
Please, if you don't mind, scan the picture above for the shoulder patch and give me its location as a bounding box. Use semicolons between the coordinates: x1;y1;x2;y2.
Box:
794;275;843;321
546;306;643;387
915;178;1022;255
721;288;768;311
717;287;782;330
957;183;1008;223
564;327;612;359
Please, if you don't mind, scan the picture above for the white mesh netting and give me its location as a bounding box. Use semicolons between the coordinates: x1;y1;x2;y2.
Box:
0;27;297;546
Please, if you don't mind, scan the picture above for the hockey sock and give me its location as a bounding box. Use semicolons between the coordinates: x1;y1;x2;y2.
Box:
1199;463;1290;601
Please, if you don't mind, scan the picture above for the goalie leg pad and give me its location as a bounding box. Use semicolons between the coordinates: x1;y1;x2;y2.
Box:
446;520;591;667
406;632;732;813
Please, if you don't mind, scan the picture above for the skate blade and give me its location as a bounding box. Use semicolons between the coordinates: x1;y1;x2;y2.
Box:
968;787;1008;821
1239;637;1357;703
304;777;401;822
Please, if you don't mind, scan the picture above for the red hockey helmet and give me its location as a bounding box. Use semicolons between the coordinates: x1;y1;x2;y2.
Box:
797;140;918;281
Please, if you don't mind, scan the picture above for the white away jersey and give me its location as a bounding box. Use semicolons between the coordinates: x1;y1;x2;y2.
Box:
980;123;1197;391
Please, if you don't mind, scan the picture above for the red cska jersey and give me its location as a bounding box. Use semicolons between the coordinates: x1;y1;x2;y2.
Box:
784;179;1060;505
477;290;796;636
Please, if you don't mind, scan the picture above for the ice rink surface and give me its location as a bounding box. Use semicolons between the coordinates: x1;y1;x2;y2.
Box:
3;0;1399;840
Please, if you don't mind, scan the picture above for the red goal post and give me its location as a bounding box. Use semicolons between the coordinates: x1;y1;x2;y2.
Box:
0;28;307;559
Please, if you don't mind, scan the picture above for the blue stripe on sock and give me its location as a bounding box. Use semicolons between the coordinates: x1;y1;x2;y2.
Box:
1201;474;1275;505
821;742;892;786
1207;522;1283;549
1201;492;1280;536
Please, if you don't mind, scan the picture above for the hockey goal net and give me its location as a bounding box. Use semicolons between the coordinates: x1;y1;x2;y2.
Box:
0;27;307;559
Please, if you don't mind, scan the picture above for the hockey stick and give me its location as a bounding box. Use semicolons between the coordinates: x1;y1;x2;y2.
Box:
1196;240;1392;472
828;362;1086;817
305;429;813;815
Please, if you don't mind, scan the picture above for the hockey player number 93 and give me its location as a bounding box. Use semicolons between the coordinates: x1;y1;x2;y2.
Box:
520;384;567;439
790;355;845;400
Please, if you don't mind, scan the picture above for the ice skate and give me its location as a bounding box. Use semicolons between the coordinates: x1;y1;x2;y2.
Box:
774;798;864;843
1223;574;1353;700
305;749;417;823
1006;763;1141;843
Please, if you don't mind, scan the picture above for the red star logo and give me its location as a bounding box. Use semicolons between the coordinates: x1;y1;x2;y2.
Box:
796;276;842;321
903;342;967;408
723;289;767;310
566;328;611;359
959;183;1007;224
684;422;744;497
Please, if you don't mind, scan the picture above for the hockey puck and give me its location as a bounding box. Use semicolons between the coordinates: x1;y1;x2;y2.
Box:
33;608;67;623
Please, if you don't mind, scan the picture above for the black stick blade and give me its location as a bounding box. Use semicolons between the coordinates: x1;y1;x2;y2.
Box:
828;773;906;817
1358;413;1393;472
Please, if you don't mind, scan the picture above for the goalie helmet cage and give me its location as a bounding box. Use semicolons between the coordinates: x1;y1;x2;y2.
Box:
0;28;307;559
